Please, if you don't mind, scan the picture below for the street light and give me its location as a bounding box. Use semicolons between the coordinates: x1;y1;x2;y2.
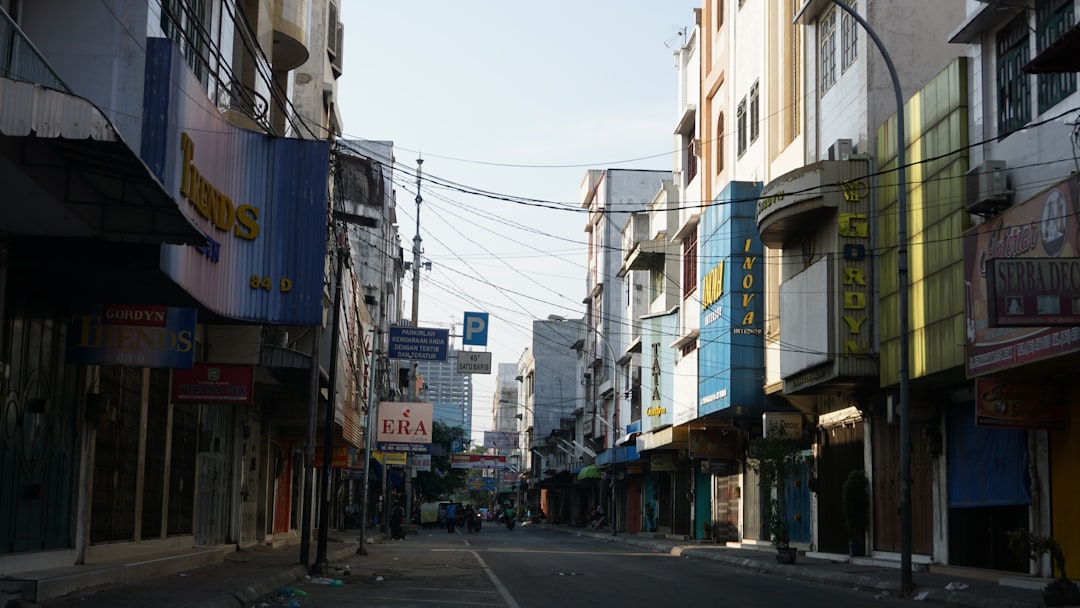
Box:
827;0;912;593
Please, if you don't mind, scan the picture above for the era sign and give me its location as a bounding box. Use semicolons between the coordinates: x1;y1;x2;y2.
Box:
376;401;432;452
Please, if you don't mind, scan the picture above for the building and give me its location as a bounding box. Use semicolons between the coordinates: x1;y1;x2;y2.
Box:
417;347;474;434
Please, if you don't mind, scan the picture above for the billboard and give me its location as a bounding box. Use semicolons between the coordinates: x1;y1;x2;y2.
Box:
376;401;433;453
964;176;1080;376
483;431;518;449
67;303;196;368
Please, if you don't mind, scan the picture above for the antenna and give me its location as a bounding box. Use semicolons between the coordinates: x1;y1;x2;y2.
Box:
663;26;686;49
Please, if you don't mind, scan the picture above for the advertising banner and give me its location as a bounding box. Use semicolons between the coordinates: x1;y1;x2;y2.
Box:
484;431;518;449
964;176;1080;376
67;303;197;368
450;454;508;469
171;364;254;404
688;428;741;459
376;401;433;453
975;377;1066;430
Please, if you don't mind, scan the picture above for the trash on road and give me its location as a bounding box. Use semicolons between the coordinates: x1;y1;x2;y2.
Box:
913;591;929;601
944;582;969;591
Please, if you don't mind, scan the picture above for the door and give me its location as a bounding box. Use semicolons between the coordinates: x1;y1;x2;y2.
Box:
194;404;234;547
818;422;865;553
872;415;933;555
626;478;642;533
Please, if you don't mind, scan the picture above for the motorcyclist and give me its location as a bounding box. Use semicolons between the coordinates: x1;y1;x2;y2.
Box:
463;505;476;533
503;504;516;530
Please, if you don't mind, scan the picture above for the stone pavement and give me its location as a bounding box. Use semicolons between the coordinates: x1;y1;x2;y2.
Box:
17;524;1049;608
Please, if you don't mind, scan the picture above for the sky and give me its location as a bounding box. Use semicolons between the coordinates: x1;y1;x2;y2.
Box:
337;1;701;437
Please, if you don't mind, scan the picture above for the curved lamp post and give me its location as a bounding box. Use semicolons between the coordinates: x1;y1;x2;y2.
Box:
827;0;912;593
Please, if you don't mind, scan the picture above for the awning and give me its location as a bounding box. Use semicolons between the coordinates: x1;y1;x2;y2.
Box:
0;79;206;246
576;464;601;481
616;431;641;447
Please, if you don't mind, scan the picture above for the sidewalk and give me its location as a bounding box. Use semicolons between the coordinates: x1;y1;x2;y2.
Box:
13;524;1050;608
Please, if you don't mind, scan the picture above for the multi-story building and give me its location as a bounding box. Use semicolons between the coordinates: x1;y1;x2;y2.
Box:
0;1;403;600
757;0;966;562
417;346;474;433
948;0;1080;575
580;168;670;531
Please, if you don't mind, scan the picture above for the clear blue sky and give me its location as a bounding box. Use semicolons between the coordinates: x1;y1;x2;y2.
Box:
338;1;700;436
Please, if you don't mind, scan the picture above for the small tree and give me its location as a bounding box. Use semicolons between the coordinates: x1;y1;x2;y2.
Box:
1008;528;1080;606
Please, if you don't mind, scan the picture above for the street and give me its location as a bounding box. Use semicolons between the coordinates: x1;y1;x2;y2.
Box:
283;525;910;607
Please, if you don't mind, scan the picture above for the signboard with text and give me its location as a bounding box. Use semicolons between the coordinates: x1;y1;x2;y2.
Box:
171;363;254;404
376;401;432;453
67;303;197;368
388;327;449;361
457;351;492;374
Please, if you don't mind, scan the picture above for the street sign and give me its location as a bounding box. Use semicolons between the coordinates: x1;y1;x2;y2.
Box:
457;351;492;374
388;326;449;360
462;311;489;346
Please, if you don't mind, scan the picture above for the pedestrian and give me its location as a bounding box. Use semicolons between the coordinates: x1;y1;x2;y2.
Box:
445;502;458;533
390;500;405;540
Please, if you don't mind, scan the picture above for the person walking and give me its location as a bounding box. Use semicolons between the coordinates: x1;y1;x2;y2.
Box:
445;502;458;533
389;500;406;540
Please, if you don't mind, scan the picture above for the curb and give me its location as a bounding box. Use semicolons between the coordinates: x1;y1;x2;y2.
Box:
218;542;361;608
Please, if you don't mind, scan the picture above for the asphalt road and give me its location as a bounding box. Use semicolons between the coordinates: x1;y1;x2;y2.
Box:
279;524;912;607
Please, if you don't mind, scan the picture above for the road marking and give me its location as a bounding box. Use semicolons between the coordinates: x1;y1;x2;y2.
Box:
468;550;520;608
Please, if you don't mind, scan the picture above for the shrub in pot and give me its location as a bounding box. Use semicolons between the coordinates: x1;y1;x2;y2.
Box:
842;469;870;557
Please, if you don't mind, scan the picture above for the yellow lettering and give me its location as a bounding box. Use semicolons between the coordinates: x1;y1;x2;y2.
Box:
179;133;260;240
842;315;867;333
702;262;725;310
843;267;866;286
844;339;868;355
280;278;292;292
742;274;754;290
838;213;868;237
844;292;866;309
741;311;755;325
742;256;757;271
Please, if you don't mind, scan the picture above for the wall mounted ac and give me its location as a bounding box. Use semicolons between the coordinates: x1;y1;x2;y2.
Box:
965;160;1010;216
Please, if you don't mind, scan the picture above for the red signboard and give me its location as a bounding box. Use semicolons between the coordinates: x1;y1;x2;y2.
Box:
964;176;1080;376
171;364;254;404
450;453;508;469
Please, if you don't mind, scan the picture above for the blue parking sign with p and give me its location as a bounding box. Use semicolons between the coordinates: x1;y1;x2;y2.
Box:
462;312;489;346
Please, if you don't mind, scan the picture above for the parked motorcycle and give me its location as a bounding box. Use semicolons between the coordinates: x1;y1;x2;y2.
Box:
467;511;482;532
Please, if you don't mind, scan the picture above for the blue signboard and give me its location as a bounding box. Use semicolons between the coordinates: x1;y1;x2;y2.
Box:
462;311;489;346
388;326;449;361
699;181;766;416
376;442;430;454
67;303;197;368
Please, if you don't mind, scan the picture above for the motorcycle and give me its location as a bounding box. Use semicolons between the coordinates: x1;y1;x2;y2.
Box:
467;511;482;533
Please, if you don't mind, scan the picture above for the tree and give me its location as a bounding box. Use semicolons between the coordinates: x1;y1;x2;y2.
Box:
411;421;469;504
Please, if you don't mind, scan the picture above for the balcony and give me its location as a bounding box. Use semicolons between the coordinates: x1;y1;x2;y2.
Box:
272;0;310;71
0;7;68;91
617;237;666;277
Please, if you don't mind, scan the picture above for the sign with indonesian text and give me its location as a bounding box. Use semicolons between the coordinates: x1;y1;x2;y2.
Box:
964;176;1080;376
171;364;254;404
975;377;1066;430
376;401;432;453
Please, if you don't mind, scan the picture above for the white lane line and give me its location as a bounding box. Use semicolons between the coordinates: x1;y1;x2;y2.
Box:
469;550;521;608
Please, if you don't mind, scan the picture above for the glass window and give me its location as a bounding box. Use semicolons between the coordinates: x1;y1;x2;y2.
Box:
820;8;837;93
737;99;747;157
749;81;760;143
716;112;725;174
841;3;858;72
682;230;698;299
996;14;1031;137
1036;0;1076;114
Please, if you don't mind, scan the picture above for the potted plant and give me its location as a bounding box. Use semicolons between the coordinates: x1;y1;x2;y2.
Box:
643;501;656;533
1008;528;1080;606
702;519;714;541
749;424;803;564
842;469;870;557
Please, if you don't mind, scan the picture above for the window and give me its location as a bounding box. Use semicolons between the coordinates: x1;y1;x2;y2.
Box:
685;124;698;184
161;0;209;82
749;81;760;143
737;99;747;156
789;0;802;143
820;8;837;93
841;2;858;72
1036;0;1076;113
997;14;1031;137
682;230;698;299
716;112;725;174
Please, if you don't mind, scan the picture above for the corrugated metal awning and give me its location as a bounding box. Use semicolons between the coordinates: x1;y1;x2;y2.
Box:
0;79;205;246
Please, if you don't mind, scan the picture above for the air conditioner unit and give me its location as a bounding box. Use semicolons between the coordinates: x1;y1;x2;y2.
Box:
965;160;1009;215
828;138;853;160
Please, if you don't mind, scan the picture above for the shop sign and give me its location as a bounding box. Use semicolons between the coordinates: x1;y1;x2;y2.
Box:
171;363;253;404
975;377;1066;430
67;303;196;368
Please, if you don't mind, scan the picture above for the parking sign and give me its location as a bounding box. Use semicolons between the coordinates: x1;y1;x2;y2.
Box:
462;311;489;346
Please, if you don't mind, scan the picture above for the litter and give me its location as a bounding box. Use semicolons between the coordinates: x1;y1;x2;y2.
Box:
945;582;969;591
376;575;385;581
913;591;929;601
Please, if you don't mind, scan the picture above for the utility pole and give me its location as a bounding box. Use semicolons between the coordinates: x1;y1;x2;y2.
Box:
299;322;322;567
313;232;347;575
358;328;378;556
404;157;424;527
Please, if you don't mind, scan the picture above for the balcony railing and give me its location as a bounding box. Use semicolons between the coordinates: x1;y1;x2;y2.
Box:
0;8;70;92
